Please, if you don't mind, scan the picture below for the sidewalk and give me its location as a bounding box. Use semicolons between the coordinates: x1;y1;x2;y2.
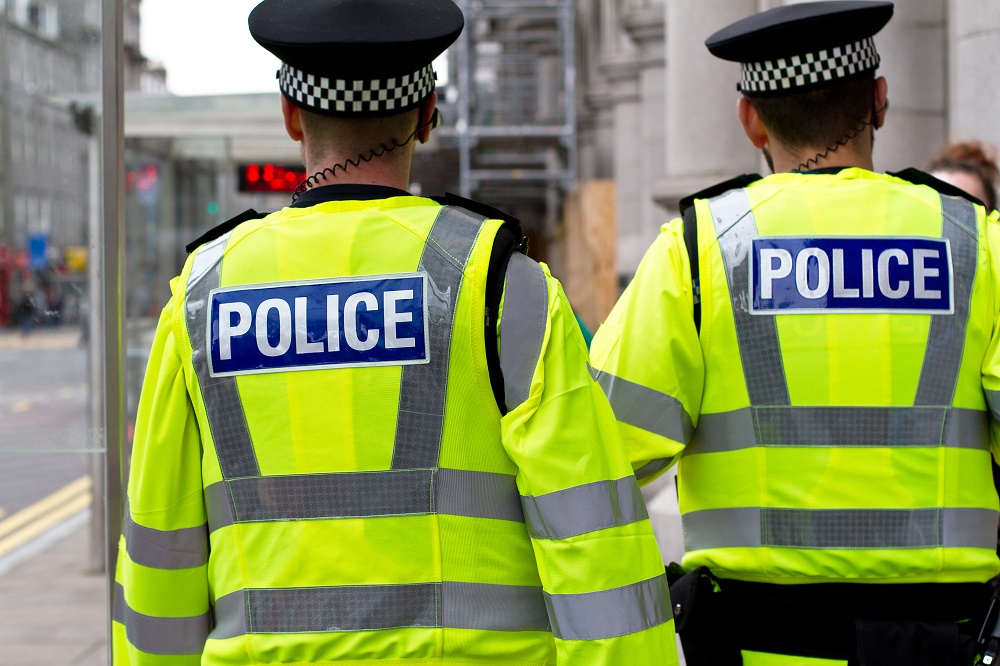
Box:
0;519;108;665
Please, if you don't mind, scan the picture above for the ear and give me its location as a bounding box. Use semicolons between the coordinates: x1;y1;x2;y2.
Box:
416;92;438;144
873;76;888;129
281;94;304;143
737;97;768;150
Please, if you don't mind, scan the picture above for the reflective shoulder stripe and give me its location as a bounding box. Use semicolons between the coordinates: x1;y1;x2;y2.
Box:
709;189;790;406
123;505;208;570
210;581;550;636
914;194;979;406
543;574;671;641
689;406;988;453
521;476;648;540
204;468;524;532
185;230;260;480
392;205;485;469
113;582;211;655
500;253;548;411
683;507;999;551
590;367;693;444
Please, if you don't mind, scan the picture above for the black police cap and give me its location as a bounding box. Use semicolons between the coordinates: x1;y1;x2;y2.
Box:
705;1;893;96
249;0;464;117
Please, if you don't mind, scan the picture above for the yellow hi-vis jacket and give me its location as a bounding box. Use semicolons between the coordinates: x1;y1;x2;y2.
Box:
113;188;677;665
592;168;1000;585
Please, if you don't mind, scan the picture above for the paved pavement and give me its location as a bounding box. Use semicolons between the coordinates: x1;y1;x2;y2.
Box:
0;518;108;665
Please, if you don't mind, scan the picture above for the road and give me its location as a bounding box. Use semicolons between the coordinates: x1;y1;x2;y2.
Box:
0;327;92;522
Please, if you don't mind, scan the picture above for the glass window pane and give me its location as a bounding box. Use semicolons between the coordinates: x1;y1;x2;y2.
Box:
0;0;107;663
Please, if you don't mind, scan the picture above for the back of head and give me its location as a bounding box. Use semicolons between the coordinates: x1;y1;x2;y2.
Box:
749;76;876;152
927;141;999;211
705;1;893;168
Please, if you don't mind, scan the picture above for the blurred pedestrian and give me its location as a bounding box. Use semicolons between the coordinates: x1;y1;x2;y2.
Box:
927;140;998;211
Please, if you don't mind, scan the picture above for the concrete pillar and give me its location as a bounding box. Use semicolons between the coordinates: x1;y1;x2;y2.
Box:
949;0;1000;150
872;0;947;171
665;0;758;179
650;0;759;244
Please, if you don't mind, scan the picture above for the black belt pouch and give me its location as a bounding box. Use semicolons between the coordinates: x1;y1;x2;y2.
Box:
669;566;742;666
855;619;977;666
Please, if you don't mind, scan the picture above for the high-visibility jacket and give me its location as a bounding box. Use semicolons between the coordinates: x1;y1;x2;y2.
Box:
113;185;677;665
591;168;1000;585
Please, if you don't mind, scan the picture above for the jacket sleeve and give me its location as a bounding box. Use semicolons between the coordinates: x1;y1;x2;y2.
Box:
112;292;211;665
981;209;1000;461
499;256;679;666
590;219;705;485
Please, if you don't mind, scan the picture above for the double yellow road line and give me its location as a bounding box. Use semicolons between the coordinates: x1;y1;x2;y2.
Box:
0;476;92;558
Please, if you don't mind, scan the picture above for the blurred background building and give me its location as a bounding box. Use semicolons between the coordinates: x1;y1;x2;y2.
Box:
1;0;998;338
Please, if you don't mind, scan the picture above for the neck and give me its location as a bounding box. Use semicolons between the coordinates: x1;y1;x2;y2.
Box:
769;129;874;174
303;147;413;191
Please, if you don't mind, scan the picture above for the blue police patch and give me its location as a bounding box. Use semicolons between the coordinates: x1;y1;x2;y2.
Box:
750;237;953;315
208;274;429;377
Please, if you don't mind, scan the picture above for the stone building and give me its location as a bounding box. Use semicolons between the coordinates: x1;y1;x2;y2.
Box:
574;0;1000;283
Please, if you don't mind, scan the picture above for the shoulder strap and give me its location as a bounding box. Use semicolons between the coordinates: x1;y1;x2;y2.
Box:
433;196;527;415
185;209;265;254
889;168;987;208
679;174;762;335
683;205;701;335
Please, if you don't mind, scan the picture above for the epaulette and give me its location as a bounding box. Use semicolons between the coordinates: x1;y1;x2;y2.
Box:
430;192;523;230
888;168;987;208
678;173;762;215
185;209;266;254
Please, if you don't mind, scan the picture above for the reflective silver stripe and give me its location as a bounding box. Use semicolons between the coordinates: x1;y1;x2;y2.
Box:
543;574;671;641
113;582;211;655
500;252;549;411
436;467;524;522
212;582;549;635
986;390;1000;422
441;581;550;632
393;206;485;469
185;231;260;479
689;406;988;453
591;367;693;444
204;468;523;532
683;507;999;551
123;505;208;570
710;189;790;406
521;476;648;540
914;195;979;406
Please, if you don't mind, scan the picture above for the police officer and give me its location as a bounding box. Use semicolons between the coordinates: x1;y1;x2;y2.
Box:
591;2;1000;665
112;1;678;664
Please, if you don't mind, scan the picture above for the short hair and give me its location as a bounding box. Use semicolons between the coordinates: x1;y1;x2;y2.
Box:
297;104;420;160
926;140;998;211
748;75;877;151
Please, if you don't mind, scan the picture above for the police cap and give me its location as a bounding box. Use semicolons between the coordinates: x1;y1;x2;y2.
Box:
249;0;464;117
705;1;893;97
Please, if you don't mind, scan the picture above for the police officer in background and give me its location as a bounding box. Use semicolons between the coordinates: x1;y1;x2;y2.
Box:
591;2;1000;665
112;1;678;664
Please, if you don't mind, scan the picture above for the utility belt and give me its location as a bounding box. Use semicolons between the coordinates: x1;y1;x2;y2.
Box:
668;564;999;666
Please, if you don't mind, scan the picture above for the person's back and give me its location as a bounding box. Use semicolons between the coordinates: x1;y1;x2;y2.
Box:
591;2;1000;663
112;1;678;664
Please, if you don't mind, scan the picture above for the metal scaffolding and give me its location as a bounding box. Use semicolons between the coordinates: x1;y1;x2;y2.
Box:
453;0;576;224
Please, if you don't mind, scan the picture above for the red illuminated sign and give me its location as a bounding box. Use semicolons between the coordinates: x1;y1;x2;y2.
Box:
238;163;308;193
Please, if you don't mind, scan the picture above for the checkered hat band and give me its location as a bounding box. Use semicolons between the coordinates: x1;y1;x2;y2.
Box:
279;63;436;116
740;38;880;94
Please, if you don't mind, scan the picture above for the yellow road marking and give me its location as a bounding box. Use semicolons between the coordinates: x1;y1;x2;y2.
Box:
9;400;31;413
0;508;5;519
0;492;92;557
0;476;91;541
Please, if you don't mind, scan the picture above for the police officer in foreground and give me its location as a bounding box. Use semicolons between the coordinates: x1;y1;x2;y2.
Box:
112;1;678;664
591;2;1000;665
